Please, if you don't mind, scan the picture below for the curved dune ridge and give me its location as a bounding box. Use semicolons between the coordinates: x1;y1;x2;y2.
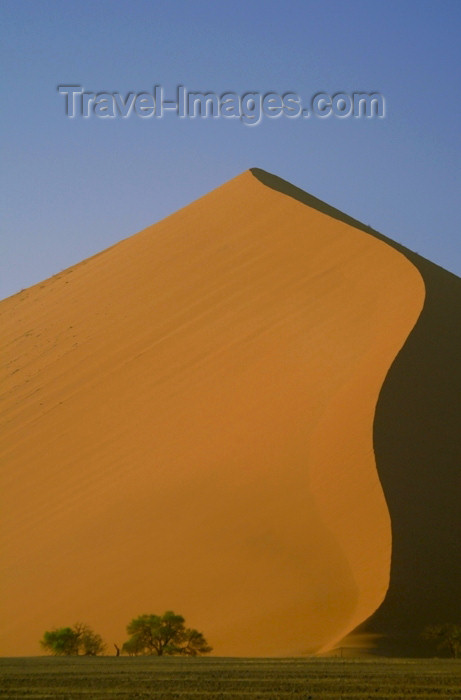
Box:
0;170;426;656
252;170;461;656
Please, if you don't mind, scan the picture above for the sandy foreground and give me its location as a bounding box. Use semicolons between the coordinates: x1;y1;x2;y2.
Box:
1;170;426;656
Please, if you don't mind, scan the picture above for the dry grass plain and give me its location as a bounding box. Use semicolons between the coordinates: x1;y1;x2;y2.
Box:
1;657;460;699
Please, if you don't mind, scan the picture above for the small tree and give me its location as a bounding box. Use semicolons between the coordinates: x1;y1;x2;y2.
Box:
40;627;79;656
122;611;212;656
40;623;106;656
121;635;146;656
422;623;461;658
179;628;213;656
78;624;106;656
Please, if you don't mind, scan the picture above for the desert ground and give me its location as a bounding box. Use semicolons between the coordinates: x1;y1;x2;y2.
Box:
1;657;461;699
1;170;459;657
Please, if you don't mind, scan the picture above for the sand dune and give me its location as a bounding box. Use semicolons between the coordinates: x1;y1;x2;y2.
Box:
253;170;461;656
0;170;432;656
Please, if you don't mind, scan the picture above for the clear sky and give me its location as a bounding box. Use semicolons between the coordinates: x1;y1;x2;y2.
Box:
1;0;460;300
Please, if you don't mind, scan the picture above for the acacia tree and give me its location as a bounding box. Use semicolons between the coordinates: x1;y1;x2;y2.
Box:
40;627;79;656
422;623;461;658
179;627;213;656
122;611;212;656
121;635;146;656
40;623;106;656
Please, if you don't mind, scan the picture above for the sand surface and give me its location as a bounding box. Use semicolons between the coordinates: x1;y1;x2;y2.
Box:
251;170;461;656
1;171;425;656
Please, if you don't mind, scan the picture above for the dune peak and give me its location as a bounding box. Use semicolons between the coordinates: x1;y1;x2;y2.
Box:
2;170;458;657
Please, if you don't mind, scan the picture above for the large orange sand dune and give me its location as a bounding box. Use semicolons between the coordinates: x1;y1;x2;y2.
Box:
0;169;444;656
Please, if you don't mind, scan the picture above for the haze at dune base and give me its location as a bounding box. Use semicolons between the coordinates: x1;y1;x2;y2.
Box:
0;171;424;656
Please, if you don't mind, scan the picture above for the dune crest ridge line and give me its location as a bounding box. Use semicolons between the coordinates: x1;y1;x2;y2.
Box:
0;170;424;656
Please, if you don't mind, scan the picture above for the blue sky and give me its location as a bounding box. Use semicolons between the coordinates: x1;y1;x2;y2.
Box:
1;0;460;299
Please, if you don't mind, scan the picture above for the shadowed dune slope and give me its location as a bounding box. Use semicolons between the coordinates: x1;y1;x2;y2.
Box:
1;171;424;656
252;169;461;655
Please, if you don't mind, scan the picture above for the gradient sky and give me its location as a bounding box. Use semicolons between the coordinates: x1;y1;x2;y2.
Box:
1;0;460;300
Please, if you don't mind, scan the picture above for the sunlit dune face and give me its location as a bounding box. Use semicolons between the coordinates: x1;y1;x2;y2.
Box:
0;171;424;656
